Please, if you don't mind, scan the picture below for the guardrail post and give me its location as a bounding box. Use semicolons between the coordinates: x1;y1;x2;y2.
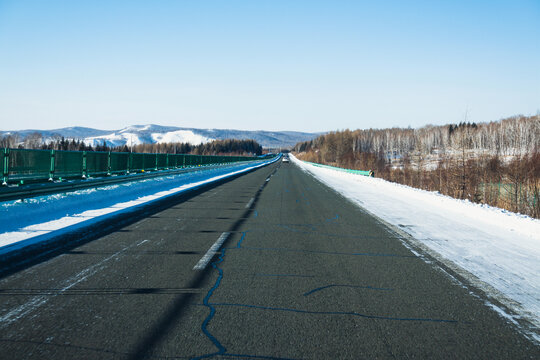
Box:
107;151;111;175
2;148;9;185
82;151;87;178
49;149;55;181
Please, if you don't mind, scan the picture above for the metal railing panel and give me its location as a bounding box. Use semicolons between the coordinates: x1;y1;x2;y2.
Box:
156;153;168;169
0;147;268;185
142;153;156;171
85;151;109;177
7;149;51;181
54;150;84;178
110;152;129;174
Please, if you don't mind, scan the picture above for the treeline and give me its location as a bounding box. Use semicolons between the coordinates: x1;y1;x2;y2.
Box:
295;115;538;158
0;134;97;152
294;115;540;218
114;139;263;156
0;133;263;156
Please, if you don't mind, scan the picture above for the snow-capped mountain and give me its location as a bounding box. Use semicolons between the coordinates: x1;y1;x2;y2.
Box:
1;124;320;148
81;125;213;148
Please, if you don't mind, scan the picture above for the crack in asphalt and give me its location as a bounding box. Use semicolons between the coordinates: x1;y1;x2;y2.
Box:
193;171;460;360
303;284;394;296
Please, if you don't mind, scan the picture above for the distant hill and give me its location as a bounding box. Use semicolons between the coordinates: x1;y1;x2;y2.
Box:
0;124;320;149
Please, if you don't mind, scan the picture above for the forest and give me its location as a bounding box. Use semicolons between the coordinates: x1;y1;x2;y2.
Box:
294;115;540;218
0;135;263;157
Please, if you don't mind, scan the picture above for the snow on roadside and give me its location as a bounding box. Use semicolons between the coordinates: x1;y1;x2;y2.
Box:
292;154;540;338
0;159;276;255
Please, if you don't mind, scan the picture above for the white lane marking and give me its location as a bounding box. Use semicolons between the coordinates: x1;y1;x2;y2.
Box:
193;232;230;270
245;198;255;209
0;239;149;328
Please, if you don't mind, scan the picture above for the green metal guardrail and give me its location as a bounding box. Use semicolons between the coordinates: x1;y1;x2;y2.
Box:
1;148;259;185
303;161;374;177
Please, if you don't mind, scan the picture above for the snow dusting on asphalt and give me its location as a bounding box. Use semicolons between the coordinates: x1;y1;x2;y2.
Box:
292;154;540;340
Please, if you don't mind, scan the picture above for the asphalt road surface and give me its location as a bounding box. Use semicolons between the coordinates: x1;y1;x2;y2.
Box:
0;161;538;359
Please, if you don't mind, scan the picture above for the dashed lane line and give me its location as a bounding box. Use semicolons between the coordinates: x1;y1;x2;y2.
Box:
245;198;255;209
193;232;231;271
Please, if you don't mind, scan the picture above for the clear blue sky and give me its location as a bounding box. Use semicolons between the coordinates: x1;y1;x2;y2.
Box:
0;0;538;132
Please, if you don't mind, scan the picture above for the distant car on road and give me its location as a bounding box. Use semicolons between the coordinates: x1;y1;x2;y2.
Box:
282;156;289;163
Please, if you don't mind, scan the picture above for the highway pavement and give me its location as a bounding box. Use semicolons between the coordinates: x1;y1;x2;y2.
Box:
0;161;538;359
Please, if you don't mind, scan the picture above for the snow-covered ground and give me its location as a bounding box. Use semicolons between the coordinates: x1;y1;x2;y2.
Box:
292;154;540;341
0;159;276;256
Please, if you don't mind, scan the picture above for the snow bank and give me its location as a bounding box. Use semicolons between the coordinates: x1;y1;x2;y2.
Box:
0;159;276;256
292;154;540;338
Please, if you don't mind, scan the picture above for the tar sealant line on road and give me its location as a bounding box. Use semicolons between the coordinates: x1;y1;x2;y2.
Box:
193;232;231;270
195;232;300;360
208;303;458;323
303;284;393;296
